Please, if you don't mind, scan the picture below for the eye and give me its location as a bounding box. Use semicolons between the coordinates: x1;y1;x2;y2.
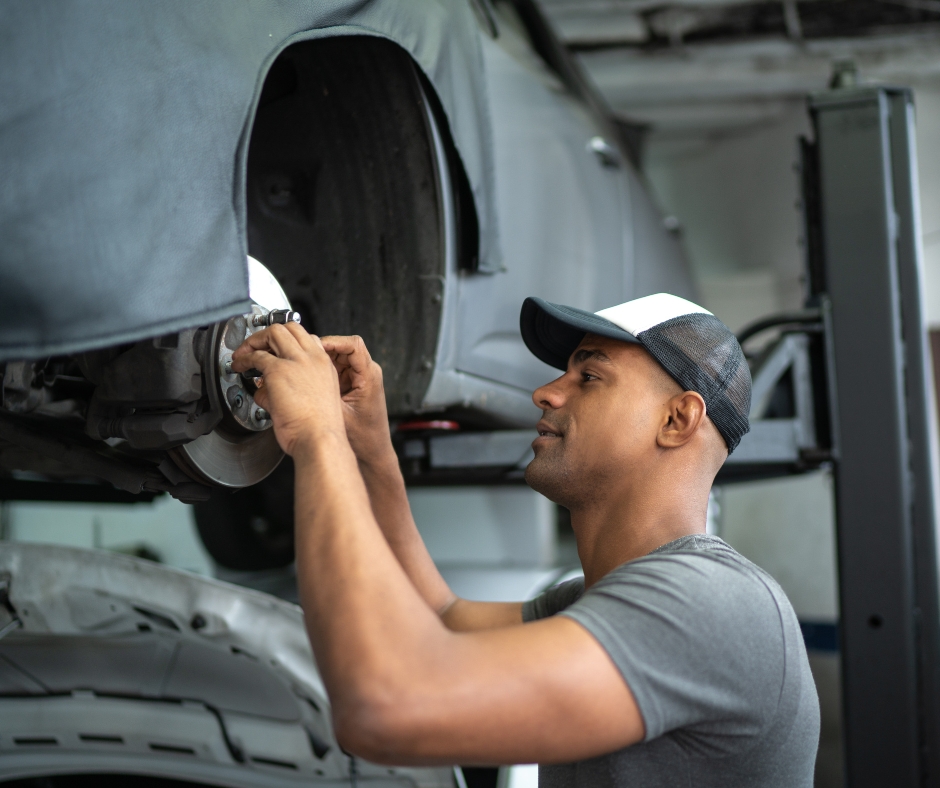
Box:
581;370;599;382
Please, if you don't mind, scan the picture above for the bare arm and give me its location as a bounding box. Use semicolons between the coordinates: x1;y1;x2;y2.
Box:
318;335;522;632
231;324;644;765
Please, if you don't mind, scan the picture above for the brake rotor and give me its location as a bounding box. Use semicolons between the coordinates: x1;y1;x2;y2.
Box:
170;257;293;488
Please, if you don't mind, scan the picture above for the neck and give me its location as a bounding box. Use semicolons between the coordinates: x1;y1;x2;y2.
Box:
570;469;711;588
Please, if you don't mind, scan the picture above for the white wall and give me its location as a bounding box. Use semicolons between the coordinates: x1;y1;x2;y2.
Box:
644;102;810;331
0;497;212;576
716;471;839;622
644;80;940;331
407;486;556;567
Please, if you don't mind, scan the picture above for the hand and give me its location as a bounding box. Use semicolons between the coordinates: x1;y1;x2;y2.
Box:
319;335;395;468
230;322;346;457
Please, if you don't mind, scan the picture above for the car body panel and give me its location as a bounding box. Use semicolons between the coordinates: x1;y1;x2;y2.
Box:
0;541;455;787
421;6;694;424
0;0;499;362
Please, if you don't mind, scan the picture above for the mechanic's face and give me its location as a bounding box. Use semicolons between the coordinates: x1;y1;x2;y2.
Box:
525;334;680;509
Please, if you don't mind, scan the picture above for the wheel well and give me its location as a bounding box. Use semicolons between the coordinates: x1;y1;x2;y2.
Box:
246;36;466;415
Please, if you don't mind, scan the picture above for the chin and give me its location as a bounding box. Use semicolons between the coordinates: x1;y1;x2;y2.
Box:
524;456;571;506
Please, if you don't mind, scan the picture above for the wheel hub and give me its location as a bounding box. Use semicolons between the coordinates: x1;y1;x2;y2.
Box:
169;257;295;488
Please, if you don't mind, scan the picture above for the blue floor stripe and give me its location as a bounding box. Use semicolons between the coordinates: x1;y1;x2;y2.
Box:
799;620;839;652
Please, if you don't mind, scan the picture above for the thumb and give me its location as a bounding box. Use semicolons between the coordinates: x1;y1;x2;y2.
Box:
252;386;270;411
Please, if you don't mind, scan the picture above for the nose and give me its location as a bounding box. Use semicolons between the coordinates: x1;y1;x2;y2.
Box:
532;373;567;411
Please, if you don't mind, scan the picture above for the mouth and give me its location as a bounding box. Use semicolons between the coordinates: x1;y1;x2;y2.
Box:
534;420;563;444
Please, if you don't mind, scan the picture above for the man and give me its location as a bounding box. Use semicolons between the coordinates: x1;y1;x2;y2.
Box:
231;292;820;786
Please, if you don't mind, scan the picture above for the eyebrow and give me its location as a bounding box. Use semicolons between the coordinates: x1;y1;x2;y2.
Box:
572;348;612;365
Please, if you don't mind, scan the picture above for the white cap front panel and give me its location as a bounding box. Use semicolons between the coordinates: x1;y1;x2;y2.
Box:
596;293;712;336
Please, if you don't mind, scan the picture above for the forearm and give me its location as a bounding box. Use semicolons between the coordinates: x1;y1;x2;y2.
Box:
291;441;639;768
357;448;456;615
441;599;524;631
292;432;444;708
357;447;524;631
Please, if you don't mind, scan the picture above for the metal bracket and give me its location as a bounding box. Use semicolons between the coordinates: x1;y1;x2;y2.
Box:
723;332;823;471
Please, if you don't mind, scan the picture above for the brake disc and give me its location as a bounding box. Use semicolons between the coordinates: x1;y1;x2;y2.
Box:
169;257;294;488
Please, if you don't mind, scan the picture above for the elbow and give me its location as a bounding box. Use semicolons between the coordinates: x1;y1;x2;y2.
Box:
332;685;423;764
332;699;378;761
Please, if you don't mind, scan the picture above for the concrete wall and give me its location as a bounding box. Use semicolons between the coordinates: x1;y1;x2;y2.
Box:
407;486;563;605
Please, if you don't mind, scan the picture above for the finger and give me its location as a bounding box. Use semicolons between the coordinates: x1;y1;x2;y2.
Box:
335;364;357;397
283;320;320;353
250;381;270;410
230;348;279;375
263;323;310;360
233;324;305;363
328;351;354;381
232;328;278;358
319;335;373;374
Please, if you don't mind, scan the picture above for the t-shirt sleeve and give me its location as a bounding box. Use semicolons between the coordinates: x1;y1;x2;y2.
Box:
522;578;585;622
561;552;787;745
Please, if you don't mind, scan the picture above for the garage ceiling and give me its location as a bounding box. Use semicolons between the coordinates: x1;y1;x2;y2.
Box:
535;0;940;138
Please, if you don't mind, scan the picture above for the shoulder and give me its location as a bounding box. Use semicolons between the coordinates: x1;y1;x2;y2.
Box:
583;536;794;658
563;537;796;742
597;535;789;618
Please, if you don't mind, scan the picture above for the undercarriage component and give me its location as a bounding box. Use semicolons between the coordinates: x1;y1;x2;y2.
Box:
0;257;291;497
2;358;91;420
86;408;221;451
169;257;288;488
81;326;219;450
0;414;211;503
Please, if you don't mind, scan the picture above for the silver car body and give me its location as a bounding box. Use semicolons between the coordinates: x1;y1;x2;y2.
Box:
425;9;693;425
0;542;459;787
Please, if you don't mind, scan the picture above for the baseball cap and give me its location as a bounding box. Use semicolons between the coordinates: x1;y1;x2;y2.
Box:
520;293;751;452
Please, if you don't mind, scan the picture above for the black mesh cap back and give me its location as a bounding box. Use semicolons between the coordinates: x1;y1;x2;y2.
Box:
637;314;751;452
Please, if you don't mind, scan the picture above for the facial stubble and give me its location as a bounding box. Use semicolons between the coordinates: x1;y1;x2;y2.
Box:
524;430;611;511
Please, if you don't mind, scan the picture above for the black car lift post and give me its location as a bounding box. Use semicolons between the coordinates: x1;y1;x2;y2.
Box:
805;86;940;788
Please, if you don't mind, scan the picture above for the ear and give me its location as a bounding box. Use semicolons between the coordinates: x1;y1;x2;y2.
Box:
657;391;707;449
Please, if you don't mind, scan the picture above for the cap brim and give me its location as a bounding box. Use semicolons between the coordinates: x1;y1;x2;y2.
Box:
520;297;640;370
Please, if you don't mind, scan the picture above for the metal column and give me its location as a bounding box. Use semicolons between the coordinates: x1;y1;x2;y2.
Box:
808;87;940;787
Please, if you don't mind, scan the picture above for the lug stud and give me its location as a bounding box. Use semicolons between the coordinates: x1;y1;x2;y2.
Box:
251;310;301;327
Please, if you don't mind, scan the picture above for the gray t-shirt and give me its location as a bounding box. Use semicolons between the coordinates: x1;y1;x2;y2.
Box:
522;534;819;788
